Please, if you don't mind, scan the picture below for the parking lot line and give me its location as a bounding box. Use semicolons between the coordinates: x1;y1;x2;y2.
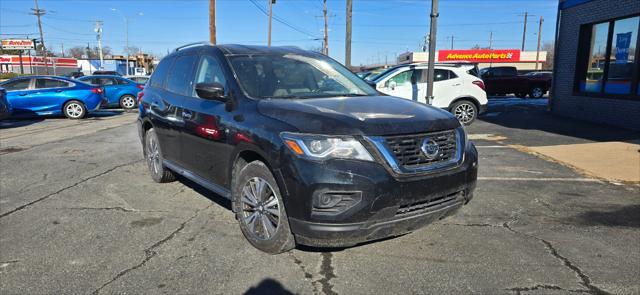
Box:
478;176;601;182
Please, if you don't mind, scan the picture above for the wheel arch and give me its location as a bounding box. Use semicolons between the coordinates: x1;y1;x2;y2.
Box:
229;147;284;213
448;96;480;112
60;98;85;114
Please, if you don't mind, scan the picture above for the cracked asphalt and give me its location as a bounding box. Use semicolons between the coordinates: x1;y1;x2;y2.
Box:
1;100;639;295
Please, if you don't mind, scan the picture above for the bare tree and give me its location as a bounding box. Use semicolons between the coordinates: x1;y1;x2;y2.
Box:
66;46;112;59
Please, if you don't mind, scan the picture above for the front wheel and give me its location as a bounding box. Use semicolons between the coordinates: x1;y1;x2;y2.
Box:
529;87;545;99
63;100;87;119
119;95;137;110
233;161;295;254
451;100;478;126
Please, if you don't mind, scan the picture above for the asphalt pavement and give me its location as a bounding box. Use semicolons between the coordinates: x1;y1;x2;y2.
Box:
1;100;638;295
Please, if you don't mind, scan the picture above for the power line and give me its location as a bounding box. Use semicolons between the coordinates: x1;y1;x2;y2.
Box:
247;0;319;39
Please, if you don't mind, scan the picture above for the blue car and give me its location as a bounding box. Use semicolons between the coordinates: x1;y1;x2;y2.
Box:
0;76;105;119
77;75;143;110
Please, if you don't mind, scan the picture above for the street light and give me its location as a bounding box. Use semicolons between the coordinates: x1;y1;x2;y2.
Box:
111;8;143;75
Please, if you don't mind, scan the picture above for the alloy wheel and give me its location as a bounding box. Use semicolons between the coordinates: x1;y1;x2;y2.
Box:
122;96;136;109
454;103;475;125
147;135;161;175
240;177;280;240
531;87;543;98
65;103;84;118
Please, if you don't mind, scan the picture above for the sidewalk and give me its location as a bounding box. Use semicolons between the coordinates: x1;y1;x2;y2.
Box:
524;141;640;183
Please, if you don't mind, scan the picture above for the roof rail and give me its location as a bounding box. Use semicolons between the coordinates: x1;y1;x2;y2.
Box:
174;41;213;52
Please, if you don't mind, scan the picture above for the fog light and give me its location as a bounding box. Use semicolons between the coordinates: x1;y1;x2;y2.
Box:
317;194;342;209
312;191;362;216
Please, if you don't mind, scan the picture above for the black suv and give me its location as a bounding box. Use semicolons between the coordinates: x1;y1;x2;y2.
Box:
137;43;478;253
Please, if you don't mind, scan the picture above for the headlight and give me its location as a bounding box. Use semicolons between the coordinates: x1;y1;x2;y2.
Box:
281;132;374;161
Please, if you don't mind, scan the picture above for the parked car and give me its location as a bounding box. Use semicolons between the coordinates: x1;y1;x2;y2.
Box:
0;87;11;120
91;70;121;76
356;71;372;80
369;63;488;125
0;76;105;119
63;71;85;79
138;43;478;253
77;75;143;109
125;75;150;84
480;66;552;98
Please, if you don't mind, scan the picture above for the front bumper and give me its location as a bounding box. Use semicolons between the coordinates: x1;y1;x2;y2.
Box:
479;103;488;114
278;141;478;247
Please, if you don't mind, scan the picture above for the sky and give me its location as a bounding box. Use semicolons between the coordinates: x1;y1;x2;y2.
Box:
0;0;559;65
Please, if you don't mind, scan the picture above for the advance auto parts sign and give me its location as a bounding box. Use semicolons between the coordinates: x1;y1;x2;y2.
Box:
438;49;521;63
1;39;36;50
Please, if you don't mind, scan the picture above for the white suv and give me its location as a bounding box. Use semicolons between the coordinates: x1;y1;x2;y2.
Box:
368;63;488;125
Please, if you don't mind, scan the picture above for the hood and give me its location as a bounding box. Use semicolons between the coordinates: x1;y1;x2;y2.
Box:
257;95;460;136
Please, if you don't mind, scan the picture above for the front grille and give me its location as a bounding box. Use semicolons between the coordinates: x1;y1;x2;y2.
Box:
396;191;461;217
383;130;457;169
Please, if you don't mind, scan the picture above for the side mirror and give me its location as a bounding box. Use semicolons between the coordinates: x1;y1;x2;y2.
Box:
388;80;397;90
195;82;226;101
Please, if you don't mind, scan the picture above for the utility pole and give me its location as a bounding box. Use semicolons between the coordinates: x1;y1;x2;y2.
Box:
95;21;104;70
535;16;543;70
209;0;216;44
489;31;493;67
61;43;64;57
521;12;528;51
31;0;48;74
322;0;329;55
267;0;275;46
449;35;454;49
345;0;352;67
426;0;439;105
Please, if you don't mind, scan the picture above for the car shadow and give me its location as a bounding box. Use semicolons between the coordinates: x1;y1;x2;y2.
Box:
176;175;232;211
478;96;640;144
570;205;640;228
0;117;44;129
244;278;294;295
0;109;129;128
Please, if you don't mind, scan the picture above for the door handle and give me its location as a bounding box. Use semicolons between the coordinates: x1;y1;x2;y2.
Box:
19;93;28;96
55;90;63;92
452;83;461;86
182;110;193;119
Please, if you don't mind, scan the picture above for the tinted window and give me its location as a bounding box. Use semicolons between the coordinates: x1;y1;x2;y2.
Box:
35;78;69;89
166;55;199;96
493;67;517;77
95;78;116;86
116;78;130;85
150;56;175;88
2;78;31;91
195;55;227;88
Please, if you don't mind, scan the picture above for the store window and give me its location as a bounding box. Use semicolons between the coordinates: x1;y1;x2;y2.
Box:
605;17;639;94
576;15;640;98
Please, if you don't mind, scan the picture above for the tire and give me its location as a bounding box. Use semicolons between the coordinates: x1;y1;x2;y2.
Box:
144;128;176;183
451;100;478;126
63;100;87;119
515;93;527;99
529;86;545;99
232;161;295;254
119;95;137;110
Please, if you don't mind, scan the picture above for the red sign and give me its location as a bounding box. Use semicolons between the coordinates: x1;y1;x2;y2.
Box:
0;55;78;68
1;39;36;50
438;49;521;63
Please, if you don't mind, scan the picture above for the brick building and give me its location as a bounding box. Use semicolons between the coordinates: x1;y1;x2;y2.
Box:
551;0;640;130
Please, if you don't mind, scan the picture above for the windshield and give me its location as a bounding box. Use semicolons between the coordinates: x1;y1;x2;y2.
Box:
229;54;377;99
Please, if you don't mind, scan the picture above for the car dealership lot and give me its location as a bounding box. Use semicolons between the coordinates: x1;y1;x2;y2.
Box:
1;101;638;294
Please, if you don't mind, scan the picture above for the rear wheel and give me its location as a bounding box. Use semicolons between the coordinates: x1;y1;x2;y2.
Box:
144;128;175;183
232;161;295;254
119;95;137;110
529;86;545;99
451;100;478;126
63;100;87;119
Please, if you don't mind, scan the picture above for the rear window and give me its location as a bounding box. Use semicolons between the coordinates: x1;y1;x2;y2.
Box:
149;56;175;88
35;78;70;89
166;55;199;96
